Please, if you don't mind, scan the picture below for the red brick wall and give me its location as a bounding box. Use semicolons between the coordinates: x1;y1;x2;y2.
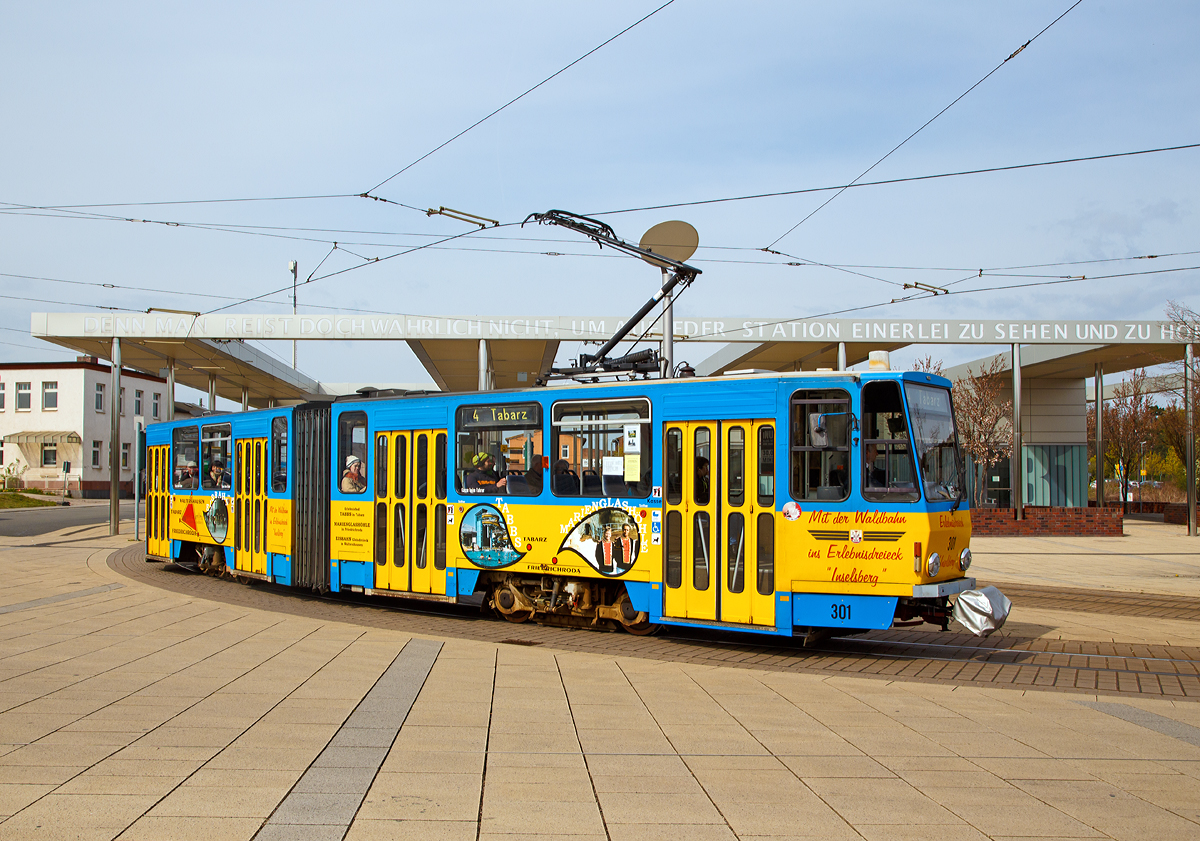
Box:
1165;504;1189;525
972;507;1123;536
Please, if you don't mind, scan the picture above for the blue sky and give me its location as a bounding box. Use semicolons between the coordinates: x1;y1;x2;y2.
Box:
2;1;1197;402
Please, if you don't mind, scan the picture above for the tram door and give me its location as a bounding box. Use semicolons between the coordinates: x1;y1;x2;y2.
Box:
234;438;269;575
720;422;776;626
374;430;447;596
373;431;410;592
146;445;170;558
662;420;776;626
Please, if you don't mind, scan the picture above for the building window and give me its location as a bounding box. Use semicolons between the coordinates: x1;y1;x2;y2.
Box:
0;383;6;410
92;441;102;468
42;443;57;467
119;388;125;416
0;447;5;466
95;383;105;412
16;382;31;411
121;443;130;470
135;390;143;416
152;393;160;419
42;381;58;410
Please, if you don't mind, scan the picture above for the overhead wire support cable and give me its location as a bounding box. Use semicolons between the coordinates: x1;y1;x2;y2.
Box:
364;0;679;195
588;142;1200;216
764;0;1086;249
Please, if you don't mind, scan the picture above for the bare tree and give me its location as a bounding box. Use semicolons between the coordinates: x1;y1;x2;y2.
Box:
910;355;944;376
951;357;1013;508
1099;369;1157;513
1163;300;1200;497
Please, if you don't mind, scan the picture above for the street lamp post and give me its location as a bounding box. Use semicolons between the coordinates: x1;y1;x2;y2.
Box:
1139;440;1146;513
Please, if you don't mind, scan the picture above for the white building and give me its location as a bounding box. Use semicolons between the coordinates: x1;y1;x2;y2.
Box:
0;359;167;497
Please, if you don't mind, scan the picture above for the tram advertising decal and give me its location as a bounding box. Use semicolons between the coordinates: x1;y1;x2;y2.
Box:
558;502;647;578
169;494;231;545
331;501;371;562
459;502;526;569
267;500;292;555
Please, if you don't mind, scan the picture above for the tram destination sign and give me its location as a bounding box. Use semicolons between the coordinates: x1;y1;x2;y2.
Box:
32;313;1192;345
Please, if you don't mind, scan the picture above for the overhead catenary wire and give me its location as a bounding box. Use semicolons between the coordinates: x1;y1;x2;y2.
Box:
763;0;1086;249
675;263;1200;343
589;142;1200;217
366;0;679;195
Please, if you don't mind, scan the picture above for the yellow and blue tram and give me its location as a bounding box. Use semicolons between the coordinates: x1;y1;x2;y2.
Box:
144;368;975;637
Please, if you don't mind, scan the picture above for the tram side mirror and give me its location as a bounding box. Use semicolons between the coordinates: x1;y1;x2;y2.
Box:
809;414;830;449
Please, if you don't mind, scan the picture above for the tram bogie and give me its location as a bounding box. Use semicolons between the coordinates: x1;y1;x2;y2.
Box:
144;368;977;639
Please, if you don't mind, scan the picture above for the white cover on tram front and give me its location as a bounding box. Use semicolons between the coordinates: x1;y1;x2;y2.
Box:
952;586;1011;637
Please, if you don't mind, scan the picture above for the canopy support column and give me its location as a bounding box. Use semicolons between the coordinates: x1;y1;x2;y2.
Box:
207;374;216;413
109;338;122;535
166;358;175;422
1012;344;1022;520
1187;344;1196;536
241;386;249;412
837;342;847;371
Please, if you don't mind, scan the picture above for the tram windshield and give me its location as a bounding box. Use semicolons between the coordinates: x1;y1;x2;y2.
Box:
904;383;966;504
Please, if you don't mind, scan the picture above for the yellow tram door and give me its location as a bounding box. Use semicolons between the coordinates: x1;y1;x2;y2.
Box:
409;430;449;596
234;438;269;575
662;421;718;621
719;421;776;627
146;445;171;558
373;431;411;592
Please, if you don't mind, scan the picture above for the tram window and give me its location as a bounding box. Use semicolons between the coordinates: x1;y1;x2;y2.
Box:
338;412;368;495
172;426;199;490
789;390;851;502
416;434;428;499
435;434;447;500
728;427;745;507
375;435;389;498
757;426;775;506
551;399;651;498
270;416;288;493
456;402;543;497
664;510;682;588
756;512;774;596
665;427;683;505
727;512;745;593
862;381;919;503
415;503;428;568
254;441;262;496
694;428;711;506
434;504;447;570
693;511;711;591
393;504;406;567
374;502;387;566
200;424;232;490
905;383;965;502
395;435;407;498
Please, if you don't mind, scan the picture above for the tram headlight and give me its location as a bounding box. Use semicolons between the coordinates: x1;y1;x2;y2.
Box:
959;547;972;571
925;552;941;577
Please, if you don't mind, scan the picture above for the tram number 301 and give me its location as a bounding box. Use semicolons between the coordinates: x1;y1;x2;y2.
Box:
831;603;852;621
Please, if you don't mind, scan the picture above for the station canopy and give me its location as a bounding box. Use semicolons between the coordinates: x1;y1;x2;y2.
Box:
31;313;1192;404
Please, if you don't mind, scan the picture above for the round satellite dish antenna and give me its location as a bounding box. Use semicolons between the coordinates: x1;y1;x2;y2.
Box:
639;220;699;269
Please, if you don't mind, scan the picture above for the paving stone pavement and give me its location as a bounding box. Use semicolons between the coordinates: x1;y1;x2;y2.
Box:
0;518;1196;839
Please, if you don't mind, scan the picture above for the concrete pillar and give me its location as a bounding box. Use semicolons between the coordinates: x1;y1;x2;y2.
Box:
837;342;847;371
478;340;493;391
1187;344;1196;536
109;338;122;535
166;358;175;422
1095;362;1104;509
241;386;249;412
208;374;217;413
1011;344;1022;520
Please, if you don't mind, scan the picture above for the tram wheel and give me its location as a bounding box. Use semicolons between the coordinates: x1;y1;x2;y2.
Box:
621;620;661;636
502;609;533;624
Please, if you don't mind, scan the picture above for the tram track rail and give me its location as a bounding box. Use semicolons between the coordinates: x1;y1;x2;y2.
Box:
107;545;1200;700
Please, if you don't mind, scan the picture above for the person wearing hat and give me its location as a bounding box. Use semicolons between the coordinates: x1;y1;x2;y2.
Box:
207;458;232;490
341;454;366;493
464;452;506;493
178;460;199;490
